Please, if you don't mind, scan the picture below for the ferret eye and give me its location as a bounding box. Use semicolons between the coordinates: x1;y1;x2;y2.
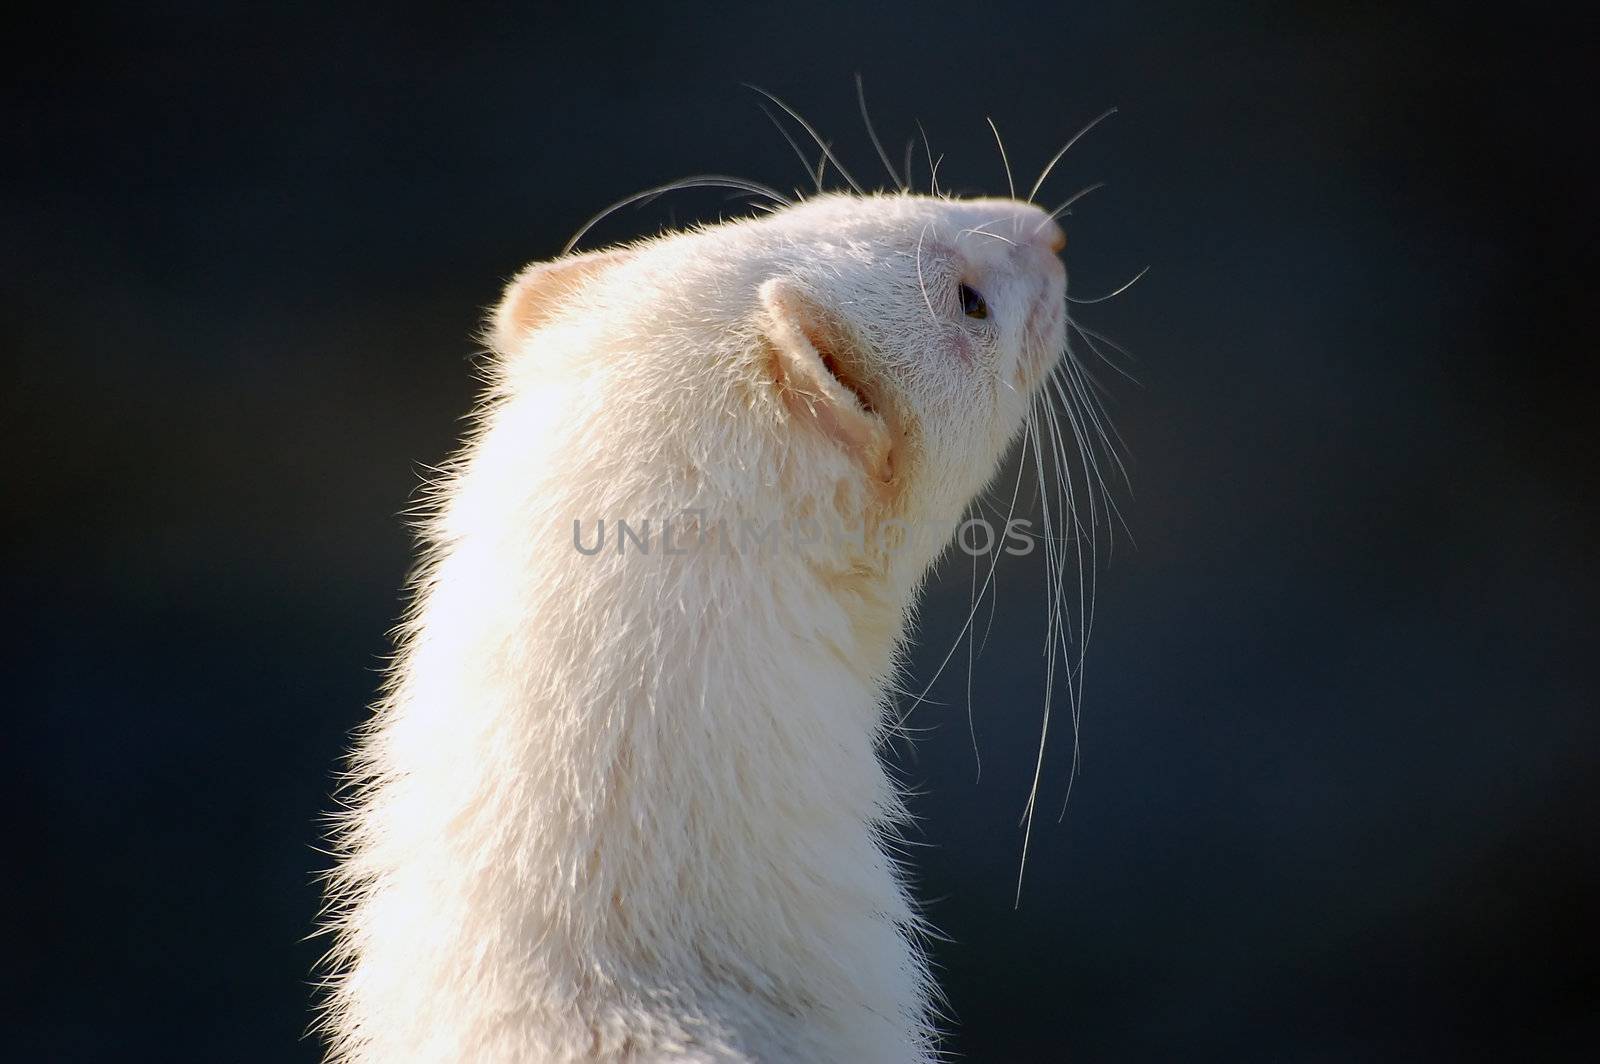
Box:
959;283;988;320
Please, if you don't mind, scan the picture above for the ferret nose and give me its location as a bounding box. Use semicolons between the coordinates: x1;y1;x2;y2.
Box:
1039;219;1066;253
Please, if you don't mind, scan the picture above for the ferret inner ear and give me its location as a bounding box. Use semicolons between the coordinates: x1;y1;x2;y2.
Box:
758;278;892;485
486;247;632;353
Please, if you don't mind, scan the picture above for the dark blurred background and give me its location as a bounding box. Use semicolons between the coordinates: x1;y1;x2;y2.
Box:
8;1;1594;1060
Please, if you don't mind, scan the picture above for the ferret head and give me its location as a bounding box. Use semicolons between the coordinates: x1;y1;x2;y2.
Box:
486;192;1067;580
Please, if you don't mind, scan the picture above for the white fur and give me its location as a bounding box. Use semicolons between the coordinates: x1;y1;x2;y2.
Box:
320;193;1068;1062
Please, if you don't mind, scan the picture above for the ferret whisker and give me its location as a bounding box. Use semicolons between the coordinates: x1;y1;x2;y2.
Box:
1067;317;1142;386
1051;367;1126;508
855;73;905;191
1055;350;1119;654
1034;181;1107;234
914;225;937;323
561;175;790;254
1065;264;1152;305
1054;357;1112;531
744;84;866;195
985;117;1017;204
887;719;942;739
903;139;916;194
758;102;828;195
961;217;1021;246
1067;316;1141;368
1058;348;1136;543
913;119;943;199
960;227;1020;248
1016;409;1061;904
813;142;833;194
882;675;946;704
1045;387;1097;819
1027;105;1119;204
1037;381;1091;768
1070;348;1127;401
1058;344;1135;474
1052;383;1121;598
966;514;982;781
1041;407;1071;745
1041;384;1084;649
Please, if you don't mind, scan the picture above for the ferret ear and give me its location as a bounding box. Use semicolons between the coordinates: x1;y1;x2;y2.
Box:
486;247;632;354
758;278;893;486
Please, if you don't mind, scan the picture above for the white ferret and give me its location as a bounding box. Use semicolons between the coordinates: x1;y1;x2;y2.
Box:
321;191;1072;1062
